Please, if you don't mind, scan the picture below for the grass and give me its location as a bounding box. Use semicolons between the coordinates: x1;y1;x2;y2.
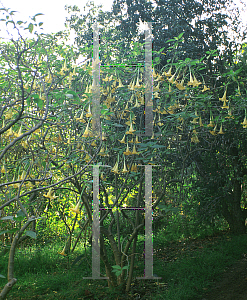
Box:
1;230;247;299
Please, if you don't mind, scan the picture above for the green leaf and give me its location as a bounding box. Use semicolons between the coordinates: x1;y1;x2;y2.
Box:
112;265;121;270
0;216;14;221
165;39;175;43
25;230;37;239
28;23;34;33
13;216;25;222
150;144;167;148
178;32;184;39
32;94;40;99
37;98;44;109
17;210;25;217
27;97;31;106
34;13;44;17
33;97;44;109
65;94;73;99
0;230;10;236
0;274;6;278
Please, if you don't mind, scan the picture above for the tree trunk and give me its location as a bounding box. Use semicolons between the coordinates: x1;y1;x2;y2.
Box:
221;179;246;234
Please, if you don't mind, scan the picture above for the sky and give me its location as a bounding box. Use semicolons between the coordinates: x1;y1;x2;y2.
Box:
0;0;114;36
0;0;246;42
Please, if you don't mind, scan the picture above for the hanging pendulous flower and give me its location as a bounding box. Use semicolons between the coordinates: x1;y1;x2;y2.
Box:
111;161;119;174
43;188;57;200
70;201;80;214
124;143;132;155
218;124;224;134
219;88;228;102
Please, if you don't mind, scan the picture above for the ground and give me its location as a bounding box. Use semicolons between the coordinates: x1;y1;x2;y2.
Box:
201;255;247;300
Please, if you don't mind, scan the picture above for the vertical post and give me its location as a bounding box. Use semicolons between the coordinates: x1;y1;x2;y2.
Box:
144;165;153;278
92;22;101;138
83;165;108;279
144;22;153;136
92;165;100;278
137;165;161;279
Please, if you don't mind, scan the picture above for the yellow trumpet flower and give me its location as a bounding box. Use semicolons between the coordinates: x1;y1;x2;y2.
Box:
5;109;13;119
84;153;91;162
82;122;91;138
124;143;132;155
176;79;185;90
59;69;65;76
119;134;126;144
25;181;34;188
168;74;176;84
219;89;228;102
199;117;203;127
191;130;200;143
99;147;107;156
241;116;247;127
192;75;202;87
133;97;141;108
221;100;229;109
122;160;128;173
134;77;141;88
101;132;107;141
111;161;119;174
128;80;135;90
86;105;92;118
218;124;224;134
130;163;137;172
59;246;67;256
225;109;234;119
153;92;160;98
131;144;139;155
207;114;214;127
124;102;129;111
16;125;23;138
153;81;160;92
62;60;69;72
163;66;172;77
202;85;210;92
129;94;134;103
135;135;140;143
117;78;124;88
75;111;85;122
6;127;14;138
210;125;217;136
70;201;80;214
1;165;5;173
187;72;194;86
43;188;57;200
126;122;135;134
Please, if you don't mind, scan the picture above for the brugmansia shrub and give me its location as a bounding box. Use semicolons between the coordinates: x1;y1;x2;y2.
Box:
1;5;247;298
